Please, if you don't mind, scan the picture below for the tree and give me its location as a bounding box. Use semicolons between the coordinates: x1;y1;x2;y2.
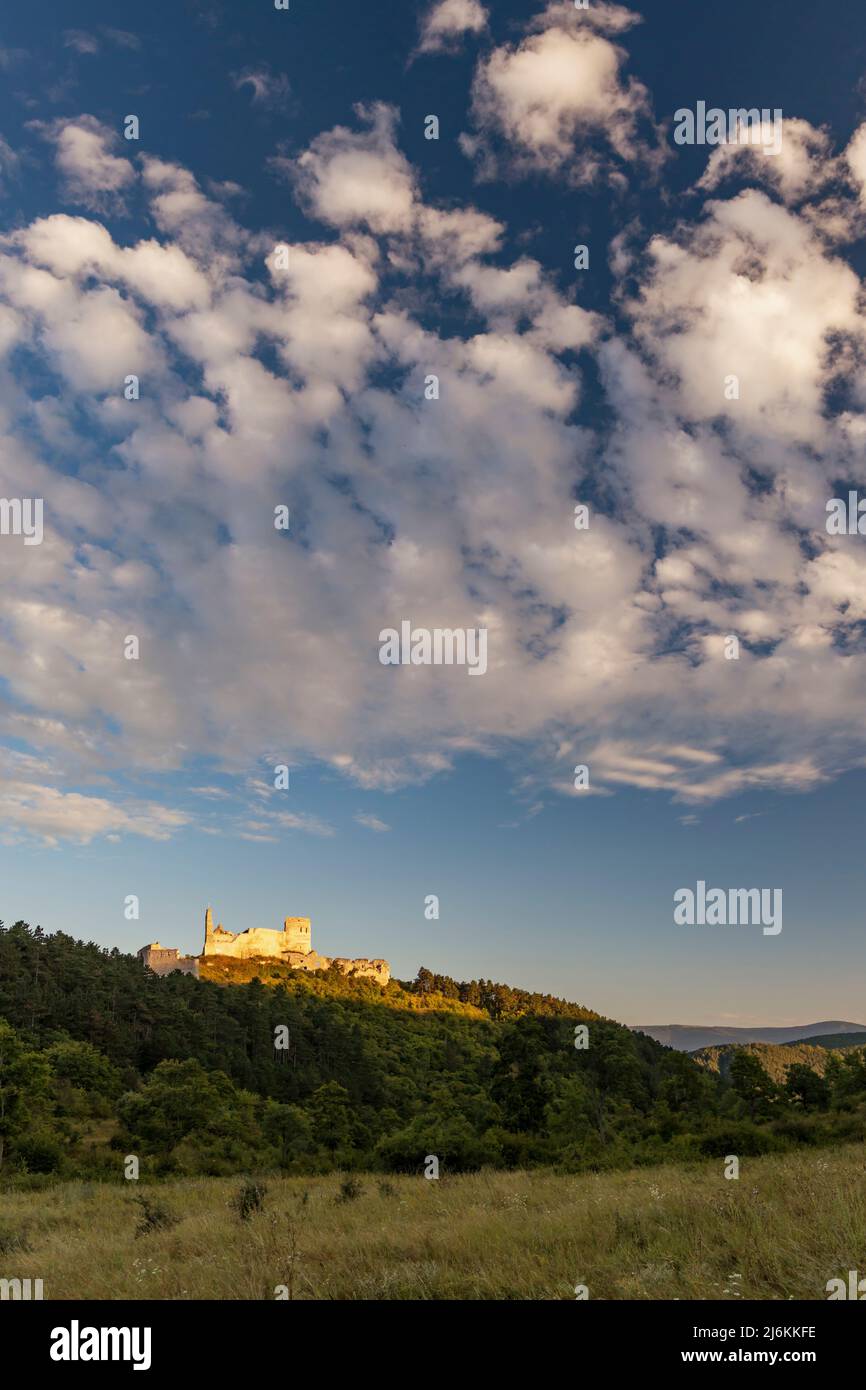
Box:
307;1081;356;1152
490;1018;552;1131
730;1051;777;1120
0;1019;52;1170
117;1058;264;1171
784;1063;830;1111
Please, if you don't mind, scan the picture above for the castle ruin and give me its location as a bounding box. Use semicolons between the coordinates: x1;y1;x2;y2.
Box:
138;908;390;986
136;942;200;978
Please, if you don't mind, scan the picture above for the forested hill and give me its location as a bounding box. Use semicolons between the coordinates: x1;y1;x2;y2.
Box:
692;1041;852;1084
1;920;865;1181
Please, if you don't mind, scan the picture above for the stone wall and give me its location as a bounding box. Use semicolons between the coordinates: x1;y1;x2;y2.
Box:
137;943;200;978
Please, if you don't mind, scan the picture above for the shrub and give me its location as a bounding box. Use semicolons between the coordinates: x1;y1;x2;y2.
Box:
336;1176;363;1203
133;1193;178;1237
230;1179;267;1221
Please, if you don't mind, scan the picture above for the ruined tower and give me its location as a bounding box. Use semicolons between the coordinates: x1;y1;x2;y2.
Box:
283;917;312;953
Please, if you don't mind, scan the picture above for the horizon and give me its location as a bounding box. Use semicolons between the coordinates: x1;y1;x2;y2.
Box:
0;0;864;1029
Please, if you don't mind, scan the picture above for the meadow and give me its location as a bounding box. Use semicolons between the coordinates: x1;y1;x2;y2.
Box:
3;1143;864;1300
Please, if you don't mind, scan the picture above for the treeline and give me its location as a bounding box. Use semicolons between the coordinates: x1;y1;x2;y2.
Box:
0;921;864;1182
403;966;603;1020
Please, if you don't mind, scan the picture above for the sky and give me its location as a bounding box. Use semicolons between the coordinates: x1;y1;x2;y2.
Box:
0;0;865;1026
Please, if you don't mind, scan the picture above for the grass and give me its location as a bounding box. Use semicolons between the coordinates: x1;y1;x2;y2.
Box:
2;1144;865;1299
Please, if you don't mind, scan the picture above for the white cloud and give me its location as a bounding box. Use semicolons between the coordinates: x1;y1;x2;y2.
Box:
623;189;862;444
286;103;417;234
0;134;19;192
354;812;391;831
232;65;291;111
697;117;842;207
461;2;663;184
63;30;100;55
102;28;142;51
0;758;189;847
12;214;211;311
264;811;335;837
31;116;135;212
3;65;866;842
417;0;488;55
141;157;253;266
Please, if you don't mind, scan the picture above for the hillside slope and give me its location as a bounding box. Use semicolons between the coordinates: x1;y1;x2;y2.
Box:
0;919;713;1179
2;921;865;1183
691;1041;850;1083
797;1033;866;1051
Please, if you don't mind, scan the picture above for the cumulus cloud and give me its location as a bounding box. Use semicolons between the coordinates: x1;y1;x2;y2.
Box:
461;2;664;184
3;21;866;843
623;188;862;444
31;115;135;212
696;117;841;206
417;0;488;55
284;103;418;234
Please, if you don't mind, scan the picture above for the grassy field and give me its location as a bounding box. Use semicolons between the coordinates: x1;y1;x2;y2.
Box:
2;1144;864;1300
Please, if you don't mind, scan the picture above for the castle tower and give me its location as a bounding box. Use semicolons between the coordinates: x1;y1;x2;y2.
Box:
283;916;312;954
205;906;214;940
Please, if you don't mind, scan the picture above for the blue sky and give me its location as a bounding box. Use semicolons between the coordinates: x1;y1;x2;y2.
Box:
0;0;865;1026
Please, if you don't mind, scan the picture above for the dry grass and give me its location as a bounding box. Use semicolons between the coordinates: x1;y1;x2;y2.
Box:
2;1144;865;1300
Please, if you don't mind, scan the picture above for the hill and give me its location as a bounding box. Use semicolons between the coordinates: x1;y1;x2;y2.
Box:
797;1033;866;1051
0;919;711;1180
2;920;866;1183
634;1021;866;1051
691;1041;851;1084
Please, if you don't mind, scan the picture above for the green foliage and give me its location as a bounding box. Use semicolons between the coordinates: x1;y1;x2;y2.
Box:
0;1017;53;1172
117;1059;269;1175
784;1063;831;1111
730;1051;778;1120
0;921;863;1181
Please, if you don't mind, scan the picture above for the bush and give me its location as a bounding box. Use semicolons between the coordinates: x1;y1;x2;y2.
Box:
133;1193;178;1237
698;1122;785;1158
230;1179;266;1221
0;1222;33;1255
14;1131;64;1174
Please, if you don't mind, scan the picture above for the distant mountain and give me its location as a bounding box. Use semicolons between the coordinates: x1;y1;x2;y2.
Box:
633;1021;866;1052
